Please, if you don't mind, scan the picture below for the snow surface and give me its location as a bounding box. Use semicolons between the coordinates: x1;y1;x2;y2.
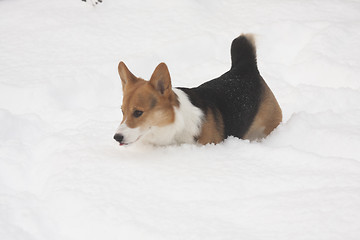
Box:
1;0;360;239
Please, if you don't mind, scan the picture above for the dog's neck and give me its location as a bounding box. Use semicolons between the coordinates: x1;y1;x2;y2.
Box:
138;88;203;146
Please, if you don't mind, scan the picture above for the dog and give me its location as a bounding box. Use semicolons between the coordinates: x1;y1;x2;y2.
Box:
114;34;282;146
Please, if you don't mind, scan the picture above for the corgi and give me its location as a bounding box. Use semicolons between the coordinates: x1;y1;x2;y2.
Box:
114;34;282;146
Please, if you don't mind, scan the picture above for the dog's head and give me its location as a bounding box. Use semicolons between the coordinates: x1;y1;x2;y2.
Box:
114;62;179;145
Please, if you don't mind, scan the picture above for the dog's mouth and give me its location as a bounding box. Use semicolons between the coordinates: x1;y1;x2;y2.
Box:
118;127;151;146
119;135;142;146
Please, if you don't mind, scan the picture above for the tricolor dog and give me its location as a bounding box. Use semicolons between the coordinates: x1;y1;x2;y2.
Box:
114;34;282;146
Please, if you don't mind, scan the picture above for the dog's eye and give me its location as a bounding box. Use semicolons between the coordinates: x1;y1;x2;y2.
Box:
133;110;143;118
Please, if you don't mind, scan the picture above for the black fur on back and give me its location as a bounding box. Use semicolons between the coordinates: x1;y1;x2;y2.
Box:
177;34;263;139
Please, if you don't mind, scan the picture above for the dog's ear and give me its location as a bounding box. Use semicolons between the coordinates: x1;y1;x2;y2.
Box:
150;62;172;95
118;61;137;90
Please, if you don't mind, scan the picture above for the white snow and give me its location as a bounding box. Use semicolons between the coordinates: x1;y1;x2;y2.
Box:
1;0;360;239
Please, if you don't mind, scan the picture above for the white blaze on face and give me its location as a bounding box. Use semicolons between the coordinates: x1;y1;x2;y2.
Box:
116;122;142;144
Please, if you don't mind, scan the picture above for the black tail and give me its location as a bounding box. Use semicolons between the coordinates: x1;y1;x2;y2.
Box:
230;34;258;72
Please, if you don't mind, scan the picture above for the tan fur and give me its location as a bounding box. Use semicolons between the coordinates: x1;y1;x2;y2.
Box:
118;62;179;130
243;77;282;141
243;33;256;50
197;108;224;144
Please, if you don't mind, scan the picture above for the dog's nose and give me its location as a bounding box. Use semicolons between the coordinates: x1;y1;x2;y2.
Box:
113;133;124;143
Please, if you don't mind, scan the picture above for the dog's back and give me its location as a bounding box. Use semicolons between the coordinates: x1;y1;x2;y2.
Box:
178;34;282;141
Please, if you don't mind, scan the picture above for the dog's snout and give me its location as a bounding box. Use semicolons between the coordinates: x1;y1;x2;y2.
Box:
113;133;124;143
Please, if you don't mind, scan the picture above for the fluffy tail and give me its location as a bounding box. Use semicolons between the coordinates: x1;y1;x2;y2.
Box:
230;34;258;71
